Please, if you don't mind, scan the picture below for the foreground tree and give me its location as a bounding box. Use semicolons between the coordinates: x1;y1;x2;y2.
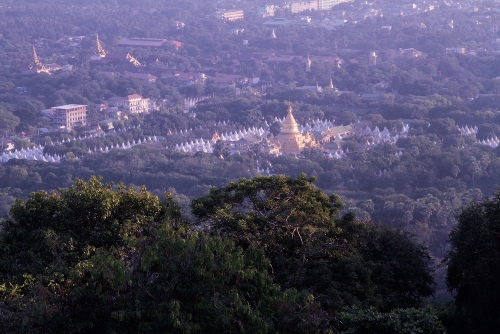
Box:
0;177;330;333
191;174;436;312
445;190;500;333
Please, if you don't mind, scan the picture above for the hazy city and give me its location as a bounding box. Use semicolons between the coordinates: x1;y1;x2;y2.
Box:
0;0;499;332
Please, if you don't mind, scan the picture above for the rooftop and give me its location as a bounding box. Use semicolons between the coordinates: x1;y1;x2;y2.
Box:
52;104;87;110
117;38;167;48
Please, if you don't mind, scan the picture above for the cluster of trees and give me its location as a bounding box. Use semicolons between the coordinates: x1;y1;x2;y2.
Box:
1;174;497;333
0;175;444;333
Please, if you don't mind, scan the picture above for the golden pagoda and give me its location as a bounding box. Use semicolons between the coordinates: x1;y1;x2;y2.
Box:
29;45;49;74
271;104;317;154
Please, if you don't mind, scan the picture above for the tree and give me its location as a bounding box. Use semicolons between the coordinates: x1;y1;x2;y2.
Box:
359;224;436;310
0;106;20;135
0;177;330;333
445;189;500;333
338;307;446;334
191;175;436;312
191;174;374;311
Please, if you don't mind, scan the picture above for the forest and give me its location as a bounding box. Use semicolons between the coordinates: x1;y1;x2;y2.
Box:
1;0;500;332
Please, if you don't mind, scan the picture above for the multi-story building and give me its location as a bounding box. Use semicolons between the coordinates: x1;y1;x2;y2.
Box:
50;104;87;130
446;47;466;55
291;0;351;13
291;1;318;13
213;10;244;21
109;94;150;114
257;5;276;17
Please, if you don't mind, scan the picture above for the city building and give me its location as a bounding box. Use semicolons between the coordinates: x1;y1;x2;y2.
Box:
291;0;351;13
117;38;167;48
108;94;151;114
214;10;244;21
257;5;276;17
123;71;157;83
47;104;87;130
369;51;377;66
446;47;466;54
291;1;318;13
319;0;339;10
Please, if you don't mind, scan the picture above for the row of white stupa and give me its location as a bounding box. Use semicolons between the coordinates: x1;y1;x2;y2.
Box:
362;124;410;137
477;136;500;148
0;146;62;163
48;125;142;145
326;150;346;160
219;127;267;141
0;135;160;164
86;136;159;154
457;125;499;148
457;125;478;136
174;127;267;154
273;116;336;134
175;139;214;154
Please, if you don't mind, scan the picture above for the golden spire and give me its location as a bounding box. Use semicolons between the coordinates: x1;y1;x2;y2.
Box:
96;35;106;57
30;45;48;73
329;77;334;89
306;54;311;72
277;104;301;139
126;53;141;67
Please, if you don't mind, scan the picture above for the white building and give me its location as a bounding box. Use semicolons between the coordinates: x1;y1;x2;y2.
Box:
109;94;151;114
44;104;87;130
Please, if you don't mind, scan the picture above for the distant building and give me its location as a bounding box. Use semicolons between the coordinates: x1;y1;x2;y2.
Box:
123;71;157;83
117;38;167;48
46;104;87;130
263;18;294;27
257;5;276;17
214;10;244;21
108;94;151;114
291;0;352;13
319;0;342;10
399;48;423;58
291;1;318;13
369;51;377;66
446;47;466;54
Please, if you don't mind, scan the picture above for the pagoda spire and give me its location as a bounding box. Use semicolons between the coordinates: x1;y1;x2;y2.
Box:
30;45;48;73
329;77;334;89
306;54;311;72
271;28;277;39
96;35;107;57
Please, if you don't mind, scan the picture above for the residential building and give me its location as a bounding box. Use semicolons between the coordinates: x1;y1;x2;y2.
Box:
446;47;466;54
214;10;244;21
257;5;276;17
291;0;351;13
109;94;151;114
291;1;318;13
123;71;157;83
49;104;87;130
117;38;167;48
319;0;339;10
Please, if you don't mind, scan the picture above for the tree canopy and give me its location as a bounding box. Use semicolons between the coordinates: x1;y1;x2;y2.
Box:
445;189;500;333
0;175;442;333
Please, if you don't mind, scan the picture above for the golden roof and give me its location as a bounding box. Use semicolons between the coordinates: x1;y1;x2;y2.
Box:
276;105;301;140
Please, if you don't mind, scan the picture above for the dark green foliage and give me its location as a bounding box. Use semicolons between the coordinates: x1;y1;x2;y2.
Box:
192;175;436;312
0;176;333;333
359;225;435;310
445;190;500;333
338;307;446;334
0;175;442;333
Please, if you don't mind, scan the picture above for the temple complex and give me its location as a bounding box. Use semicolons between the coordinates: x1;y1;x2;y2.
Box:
270;104;318;154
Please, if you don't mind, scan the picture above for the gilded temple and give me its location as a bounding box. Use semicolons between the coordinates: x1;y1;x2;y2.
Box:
270;104;318;154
